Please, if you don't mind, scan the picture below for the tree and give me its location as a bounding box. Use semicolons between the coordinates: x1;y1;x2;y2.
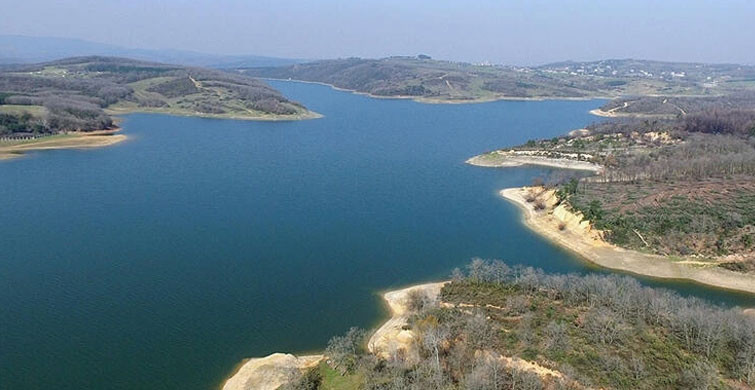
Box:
407;289;436;313
325;327;367;375
464;311;495;350
678;361;718;390
463;355;506;390
584;307;624;345
279;366;322;390
420;321;450;376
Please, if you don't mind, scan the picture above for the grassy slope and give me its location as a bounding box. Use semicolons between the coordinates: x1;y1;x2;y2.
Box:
0;56;317;137
105;71;317;120
0;104;46;116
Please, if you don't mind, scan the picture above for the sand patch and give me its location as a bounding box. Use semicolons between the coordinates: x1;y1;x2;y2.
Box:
221;353;323;390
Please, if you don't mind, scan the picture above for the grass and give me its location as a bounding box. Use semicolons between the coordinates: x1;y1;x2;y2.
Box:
0;104;47;117
318;362;363;390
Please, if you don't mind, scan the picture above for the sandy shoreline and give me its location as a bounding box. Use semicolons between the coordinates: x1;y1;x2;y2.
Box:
502;187;755;295
589;108;619;117
466;152;602;172
588;107;677;119
104;106;323;122
0;129;127;161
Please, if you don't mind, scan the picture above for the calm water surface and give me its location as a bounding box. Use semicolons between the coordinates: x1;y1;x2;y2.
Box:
2;81;753;389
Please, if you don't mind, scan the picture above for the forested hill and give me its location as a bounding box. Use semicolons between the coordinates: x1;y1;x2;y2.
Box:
0;56;312;136
240;56;755;102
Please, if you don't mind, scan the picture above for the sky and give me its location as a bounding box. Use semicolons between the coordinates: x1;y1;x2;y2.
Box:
2;0;754;65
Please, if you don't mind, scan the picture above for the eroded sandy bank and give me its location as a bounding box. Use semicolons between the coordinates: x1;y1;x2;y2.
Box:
502;187;755;295
221;353;324;390
0;129;127;161
367;282;448;361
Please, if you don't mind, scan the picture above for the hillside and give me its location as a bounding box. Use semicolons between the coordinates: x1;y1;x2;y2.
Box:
282;260;755;390
0;56;315;137
240;57;755;103
595;91;755;117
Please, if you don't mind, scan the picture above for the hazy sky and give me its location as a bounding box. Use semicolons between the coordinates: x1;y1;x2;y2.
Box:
2;0;754;65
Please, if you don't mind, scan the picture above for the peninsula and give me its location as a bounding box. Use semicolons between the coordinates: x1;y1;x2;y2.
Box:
224;260;755;389
0;56;319;159
467;93;755;293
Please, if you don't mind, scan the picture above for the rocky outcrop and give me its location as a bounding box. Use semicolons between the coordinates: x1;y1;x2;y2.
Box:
222;353;324;390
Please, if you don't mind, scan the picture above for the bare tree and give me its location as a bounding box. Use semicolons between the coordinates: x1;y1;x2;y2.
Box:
325;327;367;375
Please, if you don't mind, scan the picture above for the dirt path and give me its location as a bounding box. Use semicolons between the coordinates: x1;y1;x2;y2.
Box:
189;76;202;89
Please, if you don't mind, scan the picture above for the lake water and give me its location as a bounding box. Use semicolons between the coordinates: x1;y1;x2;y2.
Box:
2;81;753;390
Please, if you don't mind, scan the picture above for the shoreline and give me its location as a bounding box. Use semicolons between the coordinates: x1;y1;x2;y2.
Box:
589;108;620;117
588;108;660;118
501;187;755;295
262;78;613;105
104;107;323;122
589;107;679;119
0;129;127;161
465;152;602;172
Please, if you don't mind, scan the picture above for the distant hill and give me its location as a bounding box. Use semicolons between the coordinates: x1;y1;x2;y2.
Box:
0;56;314;136
537;58;755;83
241;56;755;103
0;35;304;68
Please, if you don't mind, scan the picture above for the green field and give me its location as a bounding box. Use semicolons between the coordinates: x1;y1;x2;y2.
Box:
0;104;47;117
